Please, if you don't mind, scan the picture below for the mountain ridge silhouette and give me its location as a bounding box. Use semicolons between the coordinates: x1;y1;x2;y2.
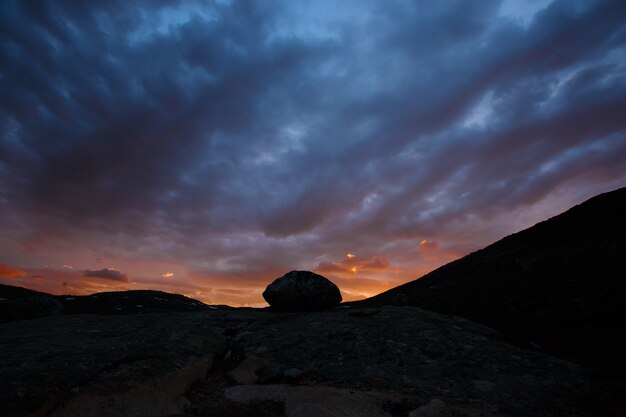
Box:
350;187;626;373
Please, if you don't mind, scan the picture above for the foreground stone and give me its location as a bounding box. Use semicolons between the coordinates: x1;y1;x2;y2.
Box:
262;270;342;311
408;399;452;417
225;385;420;417
0;313;225;417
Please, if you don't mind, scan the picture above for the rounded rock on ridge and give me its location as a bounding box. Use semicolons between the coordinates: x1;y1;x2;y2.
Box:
262;270;342;311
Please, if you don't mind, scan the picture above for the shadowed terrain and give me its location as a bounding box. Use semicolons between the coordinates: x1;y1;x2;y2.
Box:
1;307;600;417
351;187;626;375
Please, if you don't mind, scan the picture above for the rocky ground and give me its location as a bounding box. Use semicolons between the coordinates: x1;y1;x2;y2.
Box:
1;305;611;417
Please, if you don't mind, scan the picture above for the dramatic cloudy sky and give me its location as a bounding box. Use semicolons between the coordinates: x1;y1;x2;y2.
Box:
1;0;625;306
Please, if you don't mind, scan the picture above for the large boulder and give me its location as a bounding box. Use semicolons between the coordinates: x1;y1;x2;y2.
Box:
262;271;342;311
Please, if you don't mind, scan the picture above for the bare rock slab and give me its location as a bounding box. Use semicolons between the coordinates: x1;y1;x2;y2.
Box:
0;312;225;417
408;399;452;417
217;306;592;416
225;384;420;417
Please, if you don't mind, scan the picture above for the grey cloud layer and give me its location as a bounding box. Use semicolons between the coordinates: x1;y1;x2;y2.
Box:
83;268;129;282
1;0;625;275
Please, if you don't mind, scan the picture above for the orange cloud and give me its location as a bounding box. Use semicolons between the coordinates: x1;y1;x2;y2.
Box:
0;265;131;296
417;239;460;262
128;266;291;307
311;254;400;301
316;254;391;275
0;263;27;278
419;239;438;251
316;261;347;273
360;257;390;270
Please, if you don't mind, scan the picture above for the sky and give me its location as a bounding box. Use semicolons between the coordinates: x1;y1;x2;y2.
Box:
1;0;625;306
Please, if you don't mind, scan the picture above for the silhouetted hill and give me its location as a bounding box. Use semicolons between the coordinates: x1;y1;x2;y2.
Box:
53;289;221;315
0;284;47;299
0;285;218;322
0;284;65;322
351;187;626;373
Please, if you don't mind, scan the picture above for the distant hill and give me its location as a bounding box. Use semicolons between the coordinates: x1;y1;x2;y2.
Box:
351;187;626;372
0;284;47;300
53;289;217;315
0;285;219;322
0;284;65;322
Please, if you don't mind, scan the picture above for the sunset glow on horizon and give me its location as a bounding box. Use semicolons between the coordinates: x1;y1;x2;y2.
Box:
1;1;626;306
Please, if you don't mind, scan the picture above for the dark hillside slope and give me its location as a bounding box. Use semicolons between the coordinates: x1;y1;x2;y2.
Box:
352;187;626;371
0;285;214;322
54;289;213;315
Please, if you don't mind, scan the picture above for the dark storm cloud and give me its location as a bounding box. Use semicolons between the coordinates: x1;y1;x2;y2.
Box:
83;268;129;282
1;0;328;230
1;0;626;286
